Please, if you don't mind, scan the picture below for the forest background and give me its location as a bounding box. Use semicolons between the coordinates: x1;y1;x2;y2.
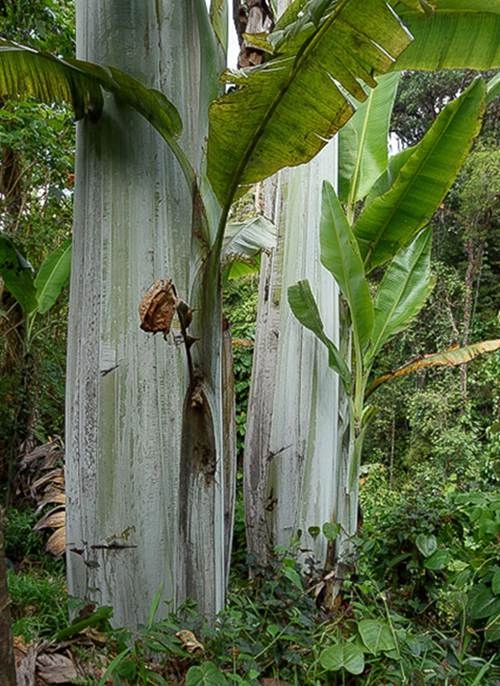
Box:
0;1;499;684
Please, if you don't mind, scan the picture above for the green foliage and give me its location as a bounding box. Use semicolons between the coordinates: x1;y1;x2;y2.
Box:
0;0;75;55
360;469;500;631
0;233;37;312
208;0;411;208
0;2;75;482
4;508;44;562
223;277;258;458
7;568;67;640
49;526;499;683
392;70;499;147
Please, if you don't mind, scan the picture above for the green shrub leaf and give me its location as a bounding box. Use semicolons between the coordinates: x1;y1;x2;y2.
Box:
322;522;341;541
468;584;500;620
492;570;500;595
358;619;396;654
186;662;229;686
320;642;365;674
0;234;37;313
415;533;437;558
424;549;450;571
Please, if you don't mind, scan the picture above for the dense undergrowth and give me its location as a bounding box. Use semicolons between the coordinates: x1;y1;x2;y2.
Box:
6;462;499;684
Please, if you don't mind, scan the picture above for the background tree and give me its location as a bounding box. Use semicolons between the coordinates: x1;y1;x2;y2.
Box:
0;0;74;499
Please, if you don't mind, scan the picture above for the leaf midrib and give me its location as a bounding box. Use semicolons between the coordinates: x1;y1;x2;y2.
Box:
221;0;352;215
359;85;478;269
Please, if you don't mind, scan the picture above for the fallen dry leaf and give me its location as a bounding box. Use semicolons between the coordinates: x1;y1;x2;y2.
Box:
37;653;79;684
175;629;205;654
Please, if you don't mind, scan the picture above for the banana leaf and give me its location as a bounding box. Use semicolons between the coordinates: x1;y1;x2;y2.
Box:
320;181;373;352
0;40;191;182
209;0;228;49
365;145;415;203
354;78;486;272
368;228;434;363
392;1;500;71
288;279;351;390
222;216;276;259
367;339;500;396
207;0;411;209
339;72;401;205
34;238;71;315
487;72;500;102
222;215;276;280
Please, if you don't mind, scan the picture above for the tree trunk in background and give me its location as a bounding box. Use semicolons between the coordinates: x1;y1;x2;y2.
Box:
244;140;342;569
0;507;17;686
66;1;228;627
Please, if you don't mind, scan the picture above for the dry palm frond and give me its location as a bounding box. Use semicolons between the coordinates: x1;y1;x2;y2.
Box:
17;437;66;557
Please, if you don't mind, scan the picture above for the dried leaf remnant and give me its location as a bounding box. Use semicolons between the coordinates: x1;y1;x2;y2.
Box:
139;278;177;335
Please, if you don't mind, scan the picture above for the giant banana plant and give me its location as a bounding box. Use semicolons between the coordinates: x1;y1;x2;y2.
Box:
244;0;500;577
0;0;498;624
289;78;500;597
0;0;414;624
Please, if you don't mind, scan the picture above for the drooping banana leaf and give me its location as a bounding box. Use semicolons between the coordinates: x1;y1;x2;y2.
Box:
207;0;412;209
222;215;276;259
320;181;373;352
221;215;276;280
0;41;103;121
0;40;193;185
367;339;500;396
391;0;500;71
0;234;37;314
339;72;401;206
288;280;351;391
0;39;217;245
34;238;71;315
368;228;434;363
354;78;486;272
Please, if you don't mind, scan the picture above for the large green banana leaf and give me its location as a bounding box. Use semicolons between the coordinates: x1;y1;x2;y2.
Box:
0;41;103;120
354;78;486;272
288;280;351;391
0;39;215;243
0;42;182;137
391;0;500;70
207;0;411;209
0;40;189;179
338;72;401;206
320;181;373;352
368;228;434;363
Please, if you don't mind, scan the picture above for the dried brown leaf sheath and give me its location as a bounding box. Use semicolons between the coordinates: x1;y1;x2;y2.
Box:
139;279;177;334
